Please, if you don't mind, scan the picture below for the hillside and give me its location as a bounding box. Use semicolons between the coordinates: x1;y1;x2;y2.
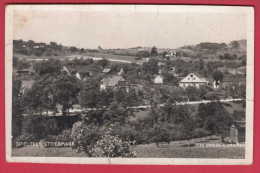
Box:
13;39;246;64
175;40;246;61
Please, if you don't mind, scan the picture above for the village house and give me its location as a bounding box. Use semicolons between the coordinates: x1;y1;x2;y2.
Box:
61;66;93;81
75;68;93;81
179;73;209;88
15;69;34;76
102;68;111;74
100;75;126;91
15;65;34;77
75;72;81;80
117;68;124;76
165;50;177;57
61;66;72;76
20;79;35;95
157;62;166;67
153;74;163;84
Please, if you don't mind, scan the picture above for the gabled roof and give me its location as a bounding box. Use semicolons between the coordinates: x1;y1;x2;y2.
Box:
102;68;111;73
154;74;163;79
77;68;93;75
21;80;34;89
179;73;208;83
117;68;124;75
62;66;71;76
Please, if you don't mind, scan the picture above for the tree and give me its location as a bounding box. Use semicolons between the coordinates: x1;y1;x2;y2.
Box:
24;74;77;116
150;124;171;145
13;57;31;70
196;102;233;136
142;58;159;76
150;46;158;57
53;74;80;115
70;46;78;53
185;86;201;101
136;50;150;58
27;40;35;48
90;126;136;157
12;79;23;138
199;59;205;71
96;59;109;68
102;101;131;125
71;123;136;157
160;99;176;122
212;70;224;85
34;59;62;76
71;121;100;154
162;72;178;85
50;41;58;49
79;78;101;108
23;75;57;115
162;51;168;58
230;41;240;49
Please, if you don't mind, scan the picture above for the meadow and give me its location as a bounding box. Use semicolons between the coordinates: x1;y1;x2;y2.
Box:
12;145;244;159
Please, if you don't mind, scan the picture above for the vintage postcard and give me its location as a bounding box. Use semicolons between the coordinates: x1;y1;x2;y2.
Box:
5;5;254;165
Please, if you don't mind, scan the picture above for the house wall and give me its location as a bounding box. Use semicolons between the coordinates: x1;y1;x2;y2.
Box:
154;76;163;84
179;82;207;88
100;84;106;90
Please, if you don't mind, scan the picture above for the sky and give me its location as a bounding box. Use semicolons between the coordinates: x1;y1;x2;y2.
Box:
11;5;250;49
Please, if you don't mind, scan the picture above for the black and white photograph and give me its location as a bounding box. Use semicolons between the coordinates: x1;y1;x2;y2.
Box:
5;5;254;164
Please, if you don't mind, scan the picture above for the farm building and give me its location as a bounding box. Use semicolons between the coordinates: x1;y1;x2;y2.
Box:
61;66;72;76
76;69;93;80
153;75;163;84
179;73;209;88
15;65;35;79
15;69;34;76
102;68;111;73
165;50;177;57
100;75;126;90
20;79;35;95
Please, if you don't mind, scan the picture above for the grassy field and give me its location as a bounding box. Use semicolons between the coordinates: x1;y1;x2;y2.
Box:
134;144;244;158
81;52;138;63
12;146;87;157
12;143;244;159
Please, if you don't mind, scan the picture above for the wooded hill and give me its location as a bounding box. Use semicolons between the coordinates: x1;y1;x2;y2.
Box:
13;39;246;62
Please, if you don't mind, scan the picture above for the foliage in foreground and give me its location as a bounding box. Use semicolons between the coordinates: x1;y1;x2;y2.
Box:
71;122;136;157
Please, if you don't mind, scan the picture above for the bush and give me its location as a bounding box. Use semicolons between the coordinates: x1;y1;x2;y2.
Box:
168;126;187;141
71;123;136;157
56;129;72;142
150;126;171;145
44;135;57;142
21;116;61;140
111;124;137;142
16;134;39;142
21;115;45;140
44;118;59;135
71;121;100;154
90;126;136;157
192;128;211;138
44;129;72;142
